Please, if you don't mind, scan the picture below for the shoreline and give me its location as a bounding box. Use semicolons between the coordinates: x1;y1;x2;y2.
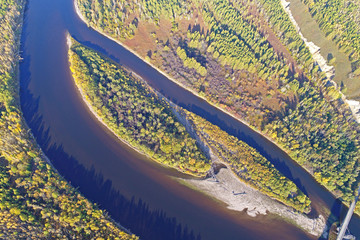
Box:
73;0;359;230
183;168;325;236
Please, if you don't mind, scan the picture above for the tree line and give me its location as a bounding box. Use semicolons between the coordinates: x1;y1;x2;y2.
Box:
69;39;210;176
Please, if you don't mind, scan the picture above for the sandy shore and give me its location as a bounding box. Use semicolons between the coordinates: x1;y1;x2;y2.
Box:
185;167;326;236
73;3;329;236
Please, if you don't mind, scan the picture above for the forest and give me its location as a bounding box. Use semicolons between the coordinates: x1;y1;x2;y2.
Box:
301;0;360;76
0;0;137;238
2;0;360;236
69;39;210;176
69;39;310;212
76;0;360;211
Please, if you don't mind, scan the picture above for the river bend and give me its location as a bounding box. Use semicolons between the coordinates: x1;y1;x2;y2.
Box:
19;0;360;239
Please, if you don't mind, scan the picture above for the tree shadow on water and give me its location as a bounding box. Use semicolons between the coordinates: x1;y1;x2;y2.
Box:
20;62;201;240
46;143;201;240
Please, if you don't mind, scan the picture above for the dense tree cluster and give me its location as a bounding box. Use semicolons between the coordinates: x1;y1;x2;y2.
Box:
182;109;311;213
76;0;360;211
204;0;289;80
69;38;311;212
140;0;193;22
176;46;207;76
265;82;359;202
69;40;210;176
0;0;138;238
77;0;192;40
257;0;315;73
77;0;138;39
302;0;360;76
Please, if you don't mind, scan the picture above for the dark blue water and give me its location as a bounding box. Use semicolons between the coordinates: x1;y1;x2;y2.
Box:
19;0;360;239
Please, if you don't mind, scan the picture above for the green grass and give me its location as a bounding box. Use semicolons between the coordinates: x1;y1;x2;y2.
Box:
289;0;360;99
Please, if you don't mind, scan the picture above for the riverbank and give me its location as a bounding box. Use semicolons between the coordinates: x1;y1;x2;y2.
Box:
67;35;210;178
74;0;359;225
73;0;305;181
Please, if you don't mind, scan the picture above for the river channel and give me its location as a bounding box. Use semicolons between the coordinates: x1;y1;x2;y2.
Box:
19;0;360;239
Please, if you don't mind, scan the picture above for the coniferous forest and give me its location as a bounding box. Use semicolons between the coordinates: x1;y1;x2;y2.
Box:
0;0;137;238
77;0;360;211
1;0;360;238
69;39;311;213
69;39;211;176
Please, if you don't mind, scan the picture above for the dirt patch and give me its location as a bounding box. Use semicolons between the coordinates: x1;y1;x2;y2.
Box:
178;7;208;35
124;11;139;26
124;21;157;57
156;16;172;43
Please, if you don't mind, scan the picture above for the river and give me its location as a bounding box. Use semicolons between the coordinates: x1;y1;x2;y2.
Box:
19;0;360;239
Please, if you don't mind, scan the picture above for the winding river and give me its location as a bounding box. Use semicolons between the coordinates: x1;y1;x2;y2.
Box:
19;0;360;239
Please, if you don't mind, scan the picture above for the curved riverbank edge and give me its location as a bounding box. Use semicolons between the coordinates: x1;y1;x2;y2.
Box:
67;33;326;236
73;0;355;222
66;35;207;179
280;0;360;123
14;2;135;237
26;131;136;236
